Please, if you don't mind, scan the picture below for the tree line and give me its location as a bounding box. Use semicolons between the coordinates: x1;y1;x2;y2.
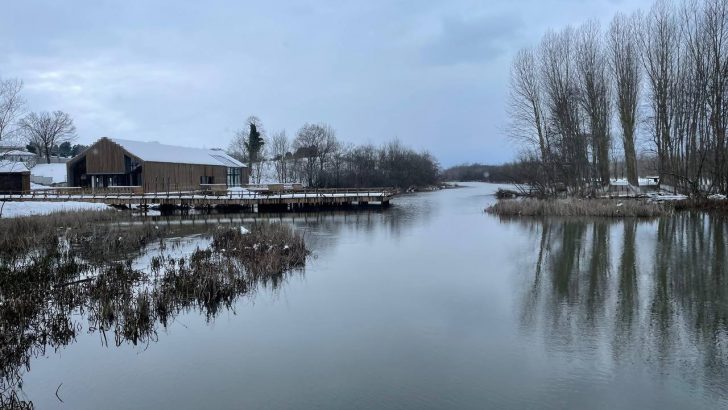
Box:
1;75;439;188
228;116;440;189
509;0;728;196
441;162;538;183
0;78;79;164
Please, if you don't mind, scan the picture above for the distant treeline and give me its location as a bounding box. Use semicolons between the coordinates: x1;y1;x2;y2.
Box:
229;117;440;189
25;141;88;158
441;162;535;184
324;141;440;189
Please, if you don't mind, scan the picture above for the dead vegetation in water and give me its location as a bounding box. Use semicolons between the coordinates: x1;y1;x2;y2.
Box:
211;223;307;277
0;210;173;263
0;215;308;408
486;198;671;218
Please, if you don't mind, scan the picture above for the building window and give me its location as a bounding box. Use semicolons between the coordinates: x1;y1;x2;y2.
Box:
124;155;139;173
227;167;241;186
200;176;214;185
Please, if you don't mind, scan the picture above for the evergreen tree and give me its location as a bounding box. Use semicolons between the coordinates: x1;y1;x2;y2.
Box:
58;141;72;157
245;121;265;169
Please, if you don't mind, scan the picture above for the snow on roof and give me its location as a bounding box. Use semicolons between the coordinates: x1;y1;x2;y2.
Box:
31;163;67;183
107;138;245;168
0;144;24;151
1;150;35;156
0;161;30;173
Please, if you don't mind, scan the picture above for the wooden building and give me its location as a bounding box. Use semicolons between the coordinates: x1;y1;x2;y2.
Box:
0;161;31;193
67;137;248;192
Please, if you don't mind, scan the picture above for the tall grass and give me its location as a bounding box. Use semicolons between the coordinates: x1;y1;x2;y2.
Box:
486;198;670;218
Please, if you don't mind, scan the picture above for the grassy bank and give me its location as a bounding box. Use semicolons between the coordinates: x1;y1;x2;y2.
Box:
486;198;671;218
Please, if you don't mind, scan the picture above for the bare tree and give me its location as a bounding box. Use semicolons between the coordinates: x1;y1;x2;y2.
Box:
228;128;249;163
576;20;612;187
609;13;641;188
251;144;267;184
19;111;77;164
702;0;728;192
540;28;588;190
508;48;548;161
270;130;290;183
672;0;713;193
506;0;728;196
0;78;25;144
637;1;681;186
292;122;337;187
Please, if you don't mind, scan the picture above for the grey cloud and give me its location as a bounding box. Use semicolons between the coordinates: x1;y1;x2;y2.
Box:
422;13;525;66
0;0;653;166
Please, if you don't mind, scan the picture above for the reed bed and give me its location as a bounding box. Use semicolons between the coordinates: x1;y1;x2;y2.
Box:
672;198;728;213
0;212;309;408
486;198;671;218
0;210;164;261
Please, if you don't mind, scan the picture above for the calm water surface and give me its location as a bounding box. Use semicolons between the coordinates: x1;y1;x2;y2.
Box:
15;183;728;409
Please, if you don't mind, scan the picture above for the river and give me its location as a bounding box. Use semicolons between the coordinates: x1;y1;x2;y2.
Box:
10;182;728;409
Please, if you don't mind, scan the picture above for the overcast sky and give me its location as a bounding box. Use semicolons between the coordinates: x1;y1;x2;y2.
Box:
0;0;653;166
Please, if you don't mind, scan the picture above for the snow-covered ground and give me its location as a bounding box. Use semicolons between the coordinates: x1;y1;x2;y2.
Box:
610;177;659;187
31;163;67;185
0;201;110;218
31;182;50;190
647;193;689;201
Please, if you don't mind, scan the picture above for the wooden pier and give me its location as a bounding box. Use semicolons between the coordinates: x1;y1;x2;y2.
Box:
0;187;398;211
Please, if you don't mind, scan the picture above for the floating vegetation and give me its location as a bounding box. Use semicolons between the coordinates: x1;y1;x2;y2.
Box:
0;211;308;409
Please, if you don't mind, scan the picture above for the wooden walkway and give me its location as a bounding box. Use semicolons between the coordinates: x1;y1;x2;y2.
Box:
0;187;398;210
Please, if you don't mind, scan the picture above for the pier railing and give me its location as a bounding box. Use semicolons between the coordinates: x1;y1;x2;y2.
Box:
0;187;399;203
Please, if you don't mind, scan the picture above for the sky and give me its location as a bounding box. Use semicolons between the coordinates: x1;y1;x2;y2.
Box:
0;0;653;167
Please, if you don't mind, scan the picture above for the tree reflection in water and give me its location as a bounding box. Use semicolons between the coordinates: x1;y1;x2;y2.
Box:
517;214;728;397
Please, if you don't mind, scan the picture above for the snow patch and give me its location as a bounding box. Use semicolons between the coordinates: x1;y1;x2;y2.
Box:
0;201;110;218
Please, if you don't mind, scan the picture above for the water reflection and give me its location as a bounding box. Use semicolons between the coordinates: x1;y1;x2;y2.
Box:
1;207;420;408
0;229;300;409
517;214;728;397
152;200;434;241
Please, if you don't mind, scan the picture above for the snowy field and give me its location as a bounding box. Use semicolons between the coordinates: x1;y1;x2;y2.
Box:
30;163;67;185
0;201;110;218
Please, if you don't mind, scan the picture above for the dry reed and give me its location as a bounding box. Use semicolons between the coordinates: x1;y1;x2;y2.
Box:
486;198;671;217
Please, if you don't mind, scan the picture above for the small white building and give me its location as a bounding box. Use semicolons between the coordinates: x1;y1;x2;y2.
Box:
0;150;37;165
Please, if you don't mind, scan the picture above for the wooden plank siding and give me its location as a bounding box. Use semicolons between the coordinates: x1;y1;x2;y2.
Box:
142;162;226;192
84;138;130;174
66;137;248;193
0;172;30;193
